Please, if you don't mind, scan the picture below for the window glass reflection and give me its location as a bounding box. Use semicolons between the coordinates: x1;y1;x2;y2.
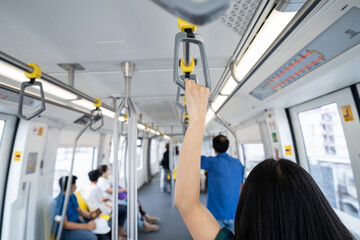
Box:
243;143;265;178
298;103;359;218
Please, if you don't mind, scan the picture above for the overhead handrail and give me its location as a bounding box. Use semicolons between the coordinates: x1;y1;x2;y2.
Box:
18;63;46;120
56;105;104;240
112;62;138;240
0;51;114;111
89;98;104;131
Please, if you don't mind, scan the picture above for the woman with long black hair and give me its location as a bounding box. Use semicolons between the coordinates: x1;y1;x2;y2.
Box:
174;79;354;240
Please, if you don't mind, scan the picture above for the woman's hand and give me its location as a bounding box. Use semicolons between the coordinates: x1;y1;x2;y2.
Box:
185;79;209;125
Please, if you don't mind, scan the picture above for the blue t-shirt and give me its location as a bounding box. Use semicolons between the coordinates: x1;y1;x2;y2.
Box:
201;153;244;220
54;193;80;234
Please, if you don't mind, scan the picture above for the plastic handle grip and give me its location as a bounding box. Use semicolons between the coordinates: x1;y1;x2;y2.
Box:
18;81;46;120
173;32;211;91
90;108;104;131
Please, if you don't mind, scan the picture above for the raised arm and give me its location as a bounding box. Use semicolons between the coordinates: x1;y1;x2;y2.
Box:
174;79;221;240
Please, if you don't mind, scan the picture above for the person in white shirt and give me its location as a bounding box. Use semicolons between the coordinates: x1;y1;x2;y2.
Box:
85;169;127;239
98;165;160;232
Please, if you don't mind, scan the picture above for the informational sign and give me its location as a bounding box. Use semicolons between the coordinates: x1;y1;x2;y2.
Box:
14;151;21;161
272;132;278;143
341;105;354;122
250;7;360;100
38;126;44;136
285;145;293;156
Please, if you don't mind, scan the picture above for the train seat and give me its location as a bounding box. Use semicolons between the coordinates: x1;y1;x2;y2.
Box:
43;199;56;240
74;191;111;221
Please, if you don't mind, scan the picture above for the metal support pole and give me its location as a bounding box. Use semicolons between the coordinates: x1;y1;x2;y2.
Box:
112;61;137;240
57;121;91;240
170;126;176;206
112;98;126;240
127;98;138;240
215;113;242;164
183;42;191;66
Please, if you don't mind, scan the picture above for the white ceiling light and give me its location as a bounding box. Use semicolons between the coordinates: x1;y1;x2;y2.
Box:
137;123;146;130
72;99;95;110
118;116;126;122
235;9;296;81
0;61;77;100
100;107;115;118
155;131;160;135
220;76;238;95
211;95;227;112
205;108;215;126
39;80;78;100
164;135;171;140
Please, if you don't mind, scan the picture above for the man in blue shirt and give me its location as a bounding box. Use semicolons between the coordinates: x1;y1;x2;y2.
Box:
54;175;105;240
201;135;244;231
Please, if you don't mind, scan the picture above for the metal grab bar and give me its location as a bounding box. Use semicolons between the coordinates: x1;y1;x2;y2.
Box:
56;121;91;240
173;32;211;91
18;80;46;120
57;104;104;239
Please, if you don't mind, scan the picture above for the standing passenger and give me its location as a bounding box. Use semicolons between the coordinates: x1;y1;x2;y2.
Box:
174;79;354;240
160;143;171;193
201;135;244;231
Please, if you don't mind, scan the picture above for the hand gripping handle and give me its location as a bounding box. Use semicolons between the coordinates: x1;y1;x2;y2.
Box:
18;81;46;120
173;32;211;91
90;108;104;131
175;74;197;113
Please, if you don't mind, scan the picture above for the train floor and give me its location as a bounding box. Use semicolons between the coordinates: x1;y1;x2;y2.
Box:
136;175;207;240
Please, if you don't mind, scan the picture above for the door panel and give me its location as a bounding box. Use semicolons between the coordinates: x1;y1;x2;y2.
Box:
0;113;17;235
289;88;360;236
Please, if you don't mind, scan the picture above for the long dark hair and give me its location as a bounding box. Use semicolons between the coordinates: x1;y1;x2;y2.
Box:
234;159;353;240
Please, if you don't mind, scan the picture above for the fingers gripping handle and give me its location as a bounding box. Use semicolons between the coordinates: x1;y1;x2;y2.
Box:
173;32;211;91
176;75;197;113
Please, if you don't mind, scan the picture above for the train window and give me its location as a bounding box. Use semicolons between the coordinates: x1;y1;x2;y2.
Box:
137;138;143;170
242;143;265;178
298;103;359;218
150;140;159;163
52;147;97;197
0;120;5;145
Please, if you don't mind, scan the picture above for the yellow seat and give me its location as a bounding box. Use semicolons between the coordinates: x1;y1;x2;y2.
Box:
74;191;111;221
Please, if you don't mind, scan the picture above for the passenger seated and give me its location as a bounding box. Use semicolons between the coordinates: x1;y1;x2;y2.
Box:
97;165;160;232
84;170;127;239
54;175;107;240
174;79;354;240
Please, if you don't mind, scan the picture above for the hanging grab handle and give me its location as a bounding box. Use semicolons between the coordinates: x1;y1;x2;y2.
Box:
89;98;104;131
18;63;46;120
173;32;211;91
